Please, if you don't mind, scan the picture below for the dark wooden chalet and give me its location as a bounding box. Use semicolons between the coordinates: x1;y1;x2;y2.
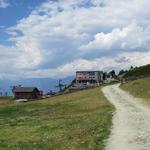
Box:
12;87;42;99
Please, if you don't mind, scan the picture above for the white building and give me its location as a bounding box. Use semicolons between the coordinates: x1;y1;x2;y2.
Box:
76;71;104;85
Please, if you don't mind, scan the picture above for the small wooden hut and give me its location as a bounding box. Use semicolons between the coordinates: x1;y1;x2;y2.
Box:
12;86;41;99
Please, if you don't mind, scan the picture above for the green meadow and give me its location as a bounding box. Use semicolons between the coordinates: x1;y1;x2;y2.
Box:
121;77;150;106
0;87;114;150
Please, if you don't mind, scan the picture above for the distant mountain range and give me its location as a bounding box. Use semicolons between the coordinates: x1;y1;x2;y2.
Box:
0;76;74;96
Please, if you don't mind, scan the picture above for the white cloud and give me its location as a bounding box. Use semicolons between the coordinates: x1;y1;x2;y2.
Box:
3;50;149;79
80;23;150;51
1;0;150;79
0;0;9;8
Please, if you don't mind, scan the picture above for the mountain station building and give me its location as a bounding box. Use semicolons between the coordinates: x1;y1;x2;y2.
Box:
76;71;104;85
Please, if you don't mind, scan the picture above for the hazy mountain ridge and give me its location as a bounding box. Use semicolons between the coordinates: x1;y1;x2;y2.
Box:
0;76;74;96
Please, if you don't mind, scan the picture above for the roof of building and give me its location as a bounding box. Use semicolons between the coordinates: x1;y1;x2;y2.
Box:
76;71;103;73
13;87;39;93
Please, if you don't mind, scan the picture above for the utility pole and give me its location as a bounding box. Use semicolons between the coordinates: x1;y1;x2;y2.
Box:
56;80;66;92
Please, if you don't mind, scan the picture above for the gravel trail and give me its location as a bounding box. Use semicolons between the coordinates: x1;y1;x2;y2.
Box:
102;84;150;150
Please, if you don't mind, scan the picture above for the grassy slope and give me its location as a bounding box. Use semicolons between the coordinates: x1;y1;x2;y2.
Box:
121;77;150;105
0;87;114;150
123;64;150;78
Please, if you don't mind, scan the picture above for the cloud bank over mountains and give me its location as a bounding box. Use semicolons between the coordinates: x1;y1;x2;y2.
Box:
1;0;150;79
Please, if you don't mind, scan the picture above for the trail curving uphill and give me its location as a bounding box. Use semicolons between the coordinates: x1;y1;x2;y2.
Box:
102;84;150;150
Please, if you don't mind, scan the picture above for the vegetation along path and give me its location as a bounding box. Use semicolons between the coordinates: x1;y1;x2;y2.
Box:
102;84;150;150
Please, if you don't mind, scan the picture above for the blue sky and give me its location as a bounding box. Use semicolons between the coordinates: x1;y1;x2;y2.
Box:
0;0;48;26
0;0;46;45
0;0;150;79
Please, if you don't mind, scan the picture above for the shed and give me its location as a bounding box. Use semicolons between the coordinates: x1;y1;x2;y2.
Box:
12;86;41;100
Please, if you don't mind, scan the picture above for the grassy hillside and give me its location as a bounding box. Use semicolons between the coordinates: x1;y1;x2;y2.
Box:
0;87;114;150
123;64;150;79
121;77;150;105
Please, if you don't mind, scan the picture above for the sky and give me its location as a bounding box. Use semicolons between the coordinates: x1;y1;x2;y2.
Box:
0;0;150;79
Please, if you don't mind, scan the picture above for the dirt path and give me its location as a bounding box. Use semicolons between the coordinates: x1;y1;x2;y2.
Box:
102;84;150;150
